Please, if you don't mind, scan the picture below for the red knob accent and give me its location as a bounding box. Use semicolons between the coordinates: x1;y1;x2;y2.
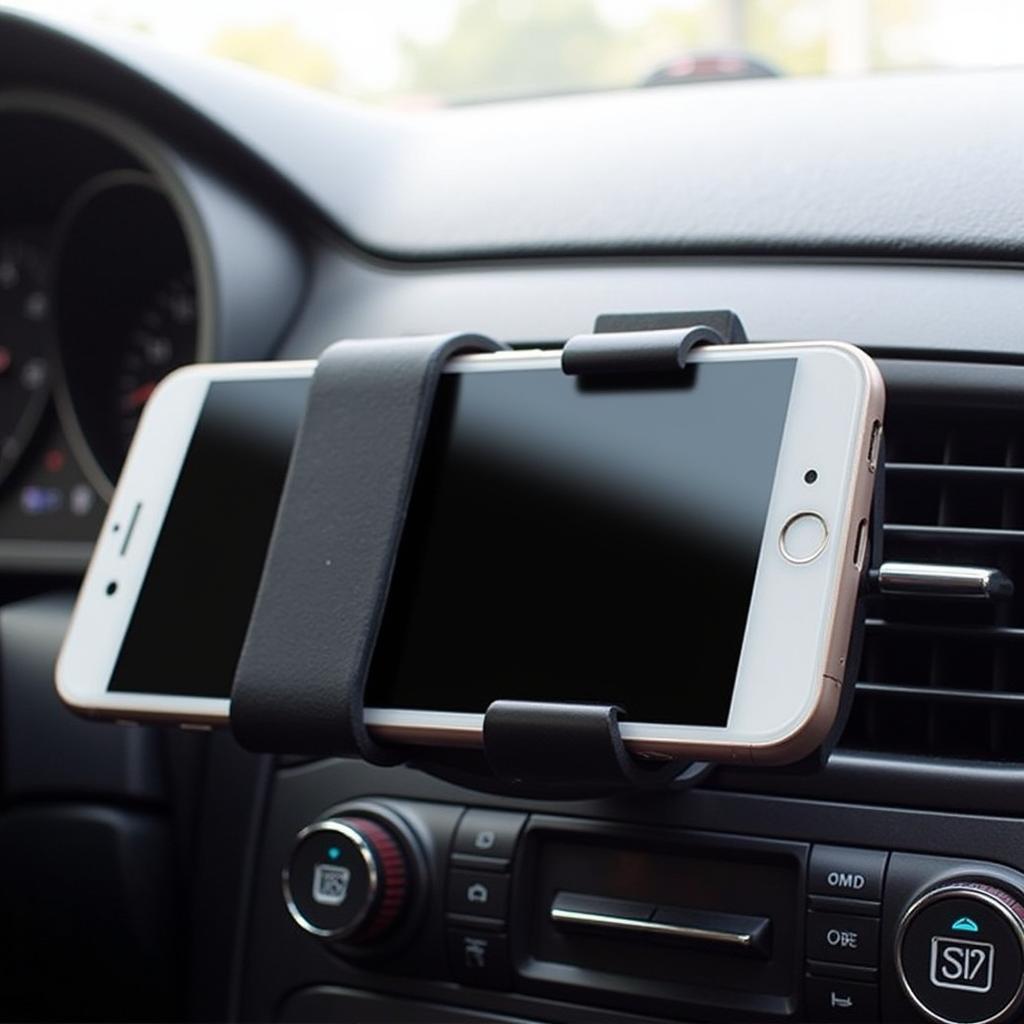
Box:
344;817;408;941
284;814;412;945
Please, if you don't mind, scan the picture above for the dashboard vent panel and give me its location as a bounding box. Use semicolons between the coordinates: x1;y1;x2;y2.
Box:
842;400;1024;761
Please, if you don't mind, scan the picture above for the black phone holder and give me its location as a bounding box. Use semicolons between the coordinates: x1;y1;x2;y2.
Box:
230;312;882;798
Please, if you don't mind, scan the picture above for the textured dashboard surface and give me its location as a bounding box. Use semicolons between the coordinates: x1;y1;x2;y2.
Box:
4;9;1024;263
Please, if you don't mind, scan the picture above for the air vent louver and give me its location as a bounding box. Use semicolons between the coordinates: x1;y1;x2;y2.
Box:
841;400;1024;761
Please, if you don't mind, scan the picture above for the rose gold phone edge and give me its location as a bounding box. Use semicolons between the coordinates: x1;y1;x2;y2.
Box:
58;343;885;767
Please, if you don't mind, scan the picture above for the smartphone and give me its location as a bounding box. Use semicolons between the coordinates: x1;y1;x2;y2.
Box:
57;342;884;764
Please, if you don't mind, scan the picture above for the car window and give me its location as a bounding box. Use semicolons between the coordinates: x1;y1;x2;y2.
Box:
10;0;1024;108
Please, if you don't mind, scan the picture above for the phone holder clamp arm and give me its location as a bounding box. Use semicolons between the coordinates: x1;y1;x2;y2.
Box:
473;315;745;793
230;332;506;765
229;310;879;799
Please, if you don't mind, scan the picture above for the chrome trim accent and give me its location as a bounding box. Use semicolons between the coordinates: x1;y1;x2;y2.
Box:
877;562;1014;599
281;820;379;941
550;906;754;948
895;883;1024;1024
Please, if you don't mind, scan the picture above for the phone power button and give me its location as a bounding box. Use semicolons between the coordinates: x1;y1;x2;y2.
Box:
780;512;829;564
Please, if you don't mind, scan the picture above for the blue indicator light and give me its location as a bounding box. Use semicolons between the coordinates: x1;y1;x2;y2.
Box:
327;846;341;861
952;916;980;933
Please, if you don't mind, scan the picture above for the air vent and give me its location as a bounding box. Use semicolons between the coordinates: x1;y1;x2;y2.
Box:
841;395;1024;762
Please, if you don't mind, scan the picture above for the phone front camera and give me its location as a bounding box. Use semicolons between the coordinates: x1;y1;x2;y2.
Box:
105;581;118;596
804;469;818;484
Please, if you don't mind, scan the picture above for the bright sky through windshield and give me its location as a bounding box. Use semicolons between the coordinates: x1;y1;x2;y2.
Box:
8;0;1024;105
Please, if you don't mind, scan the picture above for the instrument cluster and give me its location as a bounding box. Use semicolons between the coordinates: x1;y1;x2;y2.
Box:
0;109;206;570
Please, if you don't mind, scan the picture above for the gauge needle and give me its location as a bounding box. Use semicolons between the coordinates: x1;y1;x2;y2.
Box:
122;380;157;412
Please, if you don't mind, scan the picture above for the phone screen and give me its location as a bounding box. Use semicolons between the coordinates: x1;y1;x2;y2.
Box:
365;359;796;727
109;377;310;698
107;358;795;728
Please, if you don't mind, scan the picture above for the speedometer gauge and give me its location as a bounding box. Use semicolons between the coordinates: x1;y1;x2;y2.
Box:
54;174;204;492
116;272;196;456
0;233;51;488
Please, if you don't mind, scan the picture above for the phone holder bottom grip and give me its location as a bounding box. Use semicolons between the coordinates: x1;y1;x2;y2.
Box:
230;311;880;798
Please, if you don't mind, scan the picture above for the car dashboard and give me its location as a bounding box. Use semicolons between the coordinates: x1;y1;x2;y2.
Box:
3;9;1024;1024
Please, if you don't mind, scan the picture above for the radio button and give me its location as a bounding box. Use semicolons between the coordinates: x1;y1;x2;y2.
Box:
807;911;880;968
452;810;526;865
810;846;888;903
448;869;510;920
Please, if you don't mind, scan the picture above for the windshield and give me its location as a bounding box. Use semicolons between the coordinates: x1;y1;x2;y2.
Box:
9;0;1024;107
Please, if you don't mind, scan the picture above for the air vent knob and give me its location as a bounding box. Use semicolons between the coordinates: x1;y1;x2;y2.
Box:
896;880;1024;1024
283;816;409;944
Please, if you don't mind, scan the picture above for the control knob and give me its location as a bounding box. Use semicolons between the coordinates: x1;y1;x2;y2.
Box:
896;879;1024;1024
283;816;410;944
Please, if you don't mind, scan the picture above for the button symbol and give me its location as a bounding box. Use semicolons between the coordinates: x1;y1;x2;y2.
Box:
827;870;866;891
830;991;854;1009
473;830;496;851
930;936;995;993
466;882;489;904
952;916;980;933
827;928;860;949
464;935;489;968
311;863;351;907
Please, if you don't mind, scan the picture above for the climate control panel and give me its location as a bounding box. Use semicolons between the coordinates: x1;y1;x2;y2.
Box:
276;799;1024;1023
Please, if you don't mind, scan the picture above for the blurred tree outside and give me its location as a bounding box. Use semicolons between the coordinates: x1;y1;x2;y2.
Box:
208;20;343;92
190;0;941;106
396;0;695;101
393;0;932;103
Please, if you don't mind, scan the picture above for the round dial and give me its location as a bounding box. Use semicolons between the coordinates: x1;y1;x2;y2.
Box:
896;880;1024;1024
283;817;410;944
115;272;197;461
53;176;202;493
0;233;51;488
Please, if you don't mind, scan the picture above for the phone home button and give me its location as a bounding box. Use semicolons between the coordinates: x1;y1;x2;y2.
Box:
780;512;828;564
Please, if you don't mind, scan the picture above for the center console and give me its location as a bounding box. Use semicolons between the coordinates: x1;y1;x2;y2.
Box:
234;759;1024;1024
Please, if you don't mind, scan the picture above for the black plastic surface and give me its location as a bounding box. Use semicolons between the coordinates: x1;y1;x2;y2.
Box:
805;975;879;1022
452;809;527;865
809;846;889;903
0;592;163;801
0;803;179;1021
234;755;1024;1022
561;324;724;375
594;309;749;343
280;985;536;1023
231;333;503;760
520;817;802;1017
483;701;691;792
